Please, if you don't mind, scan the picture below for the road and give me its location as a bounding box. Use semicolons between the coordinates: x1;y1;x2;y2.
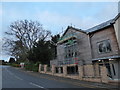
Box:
2;66;86;89
2;66;118;89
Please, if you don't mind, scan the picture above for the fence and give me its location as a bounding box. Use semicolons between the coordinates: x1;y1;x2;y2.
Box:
38;64;109;83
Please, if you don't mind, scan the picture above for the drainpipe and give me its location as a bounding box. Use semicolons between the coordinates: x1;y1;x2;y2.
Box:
88;33;94;62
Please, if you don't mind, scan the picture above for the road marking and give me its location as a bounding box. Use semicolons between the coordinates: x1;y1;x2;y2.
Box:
29;82;44;88
25;71;110;88
36;75;105;88
5;68;23;81
14;75;23;80
5;68;14;76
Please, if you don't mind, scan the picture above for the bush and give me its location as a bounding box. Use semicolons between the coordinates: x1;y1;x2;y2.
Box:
24;63;33;71
11;63;20;67
24;62;41;72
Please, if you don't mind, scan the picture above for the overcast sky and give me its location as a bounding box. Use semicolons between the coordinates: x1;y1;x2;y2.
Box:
0;1;119;61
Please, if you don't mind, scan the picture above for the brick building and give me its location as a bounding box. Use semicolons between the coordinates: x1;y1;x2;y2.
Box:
50;13;120;81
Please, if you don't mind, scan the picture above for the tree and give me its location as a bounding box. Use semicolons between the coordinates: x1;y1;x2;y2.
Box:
27;34;60;64
51;34;60;59
9;57;15;63
28;40;53;64
4;20;51;62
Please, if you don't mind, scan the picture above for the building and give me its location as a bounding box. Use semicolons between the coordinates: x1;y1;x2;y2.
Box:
87;13;120;80
50;13;120;81
0;60;5;65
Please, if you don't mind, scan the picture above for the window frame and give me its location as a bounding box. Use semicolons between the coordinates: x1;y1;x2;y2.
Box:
97;39;112;54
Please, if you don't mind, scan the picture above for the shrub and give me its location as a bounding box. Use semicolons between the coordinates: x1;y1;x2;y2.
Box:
11;63;20;67
24;61;41;72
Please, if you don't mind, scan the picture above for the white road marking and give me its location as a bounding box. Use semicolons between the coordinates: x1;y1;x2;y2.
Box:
29;82;44;88
14;75;23;80
5;68;23;80
5;68;14;76
5;67;48;89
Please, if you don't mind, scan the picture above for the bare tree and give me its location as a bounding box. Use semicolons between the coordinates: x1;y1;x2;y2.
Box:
3;20;51;61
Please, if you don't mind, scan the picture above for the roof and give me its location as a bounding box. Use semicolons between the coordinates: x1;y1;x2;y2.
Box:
86;19;114;34
92;55;120;61
86;13;120;34
114;13;120;21
62;26;86;37
61;13;120;36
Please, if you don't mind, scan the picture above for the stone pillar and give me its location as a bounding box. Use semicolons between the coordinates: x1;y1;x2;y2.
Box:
38;64;42;73
88;64;94;76
58;67;61;73
94;63;100;76
52;65;55;75
100;66;108;83
78;65;83;80
44;65;47;73
63;65;67;76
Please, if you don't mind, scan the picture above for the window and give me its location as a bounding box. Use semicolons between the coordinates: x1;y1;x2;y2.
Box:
64;43;78;58
97;40;112;54
64;38;78;65
112;64;116;75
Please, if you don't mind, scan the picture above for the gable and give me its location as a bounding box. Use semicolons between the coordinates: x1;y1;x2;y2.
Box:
57;26;87;44
62;26;86;38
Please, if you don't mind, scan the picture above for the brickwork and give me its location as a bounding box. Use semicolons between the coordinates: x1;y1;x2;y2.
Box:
44;65;47;73
90;26;120;59
38;64;110;83
56;27;92;66
63;65;67;76
38;64;42;73
83;64;94;76
49;14;120;83
78;65;83;80
100;66;108;83
114;15;120;49
51;65;55;75
93;63;100;76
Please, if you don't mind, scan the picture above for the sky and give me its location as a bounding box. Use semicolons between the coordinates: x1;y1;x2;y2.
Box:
0;1;119;61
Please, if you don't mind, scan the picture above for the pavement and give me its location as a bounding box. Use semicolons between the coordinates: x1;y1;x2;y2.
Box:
2;65;119;89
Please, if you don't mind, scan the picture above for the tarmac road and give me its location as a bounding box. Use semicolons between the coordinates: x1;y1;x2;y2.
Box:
2;66;85;89
2;65;118;89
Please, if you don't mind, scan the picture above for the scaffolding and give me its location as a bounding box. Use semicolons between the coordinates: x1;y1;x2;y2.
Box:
57;30;80;74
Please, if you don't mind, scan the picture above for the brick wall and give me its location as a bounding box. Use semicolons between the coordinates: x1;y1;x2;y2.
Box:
114;16;120;50
57;28;92;65
90;26;120;59
38;64;109;83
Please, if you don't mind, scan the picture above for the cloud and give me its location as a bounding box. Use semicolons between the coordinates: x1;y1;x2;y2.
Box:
93;2;118;24
79;2;118;30
1;2;119;61
36;8;118;33
0;3;2;15
2;2;118;35
0;38;2;57
0;9;2;16
34;2;118;33
0;3;2;34
36;11;99;32
117;2;119;12
1;0;120;2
